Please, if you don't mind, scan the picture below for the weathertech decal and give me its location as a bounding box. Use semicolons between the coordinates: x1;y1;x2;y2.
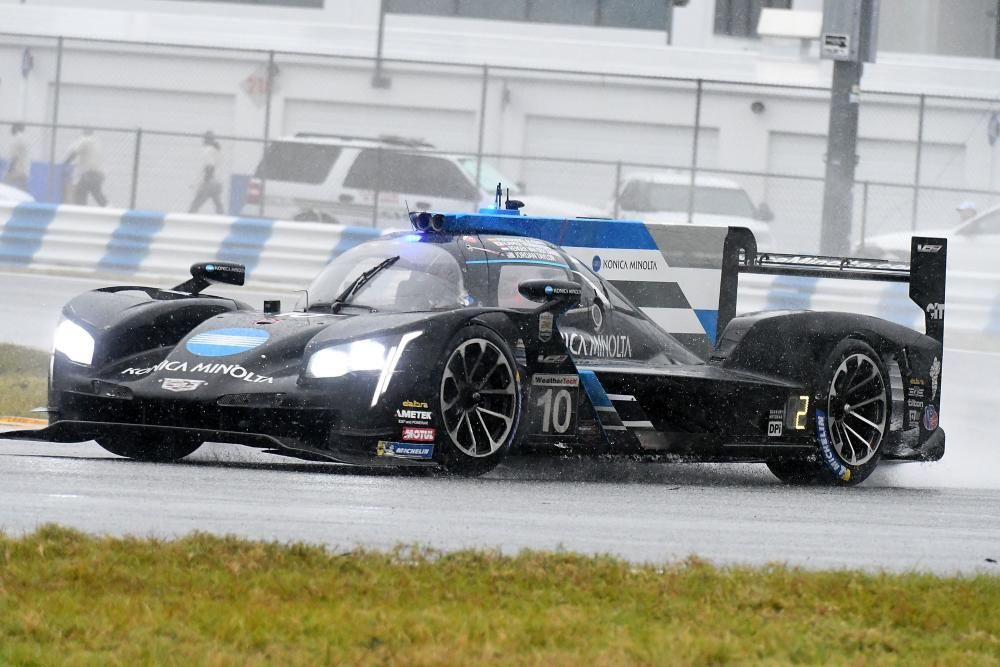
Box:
816;408;851;482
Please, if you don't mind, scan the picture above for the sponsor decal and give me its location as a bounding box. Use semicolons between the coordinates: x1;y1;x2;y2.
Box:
186;328;269;357
537;354;568;364
562;332;632;359
767;408;784;438
396;408;433;425
531;374;581;388
592;255;602;272
929;357;941;400
484;237;564;263
909;378;925;386
376;441;435;460
908;409;921;425
591;303;604;330
402;400;429;409
926;303;945;321
917;243;943;253
121;361;274;383
780;255;909;272
402;427;436;443
538;312;554;343
545;285;581;297
907;398;924;409
908;386;925;399
923;405;939;431
161;378;206;393
816;408;852;482
599;258;659;272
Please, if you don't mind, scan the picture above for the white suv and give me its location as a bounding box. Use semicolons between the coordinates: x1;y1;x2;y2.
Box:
245;134;599;227
611;172;774;248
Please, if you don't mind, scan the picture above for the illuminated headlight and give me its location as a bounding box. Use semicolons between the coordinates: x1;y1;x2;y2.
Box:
306;339;388;379
53;318;95;366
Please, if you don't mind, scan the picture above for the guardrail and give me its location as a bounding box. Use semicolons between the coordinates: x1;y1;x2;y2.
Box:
0;202;382;288
0;202;994;348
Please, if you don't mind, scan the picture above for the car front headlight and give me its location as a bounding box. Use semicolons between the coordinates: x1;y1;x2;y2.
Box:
306;339;388;379
53;318;95;366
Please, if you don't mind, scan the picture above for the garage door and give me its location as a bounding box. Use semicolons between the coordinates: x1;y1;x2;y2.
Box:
766;132;967;246
283;99;478;155
54;84;236;212
519;115;719;210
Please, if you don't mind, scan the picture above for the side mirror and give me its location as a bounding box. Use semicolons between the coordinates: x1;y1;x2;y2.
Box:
755;203;775;222
173;262;246;294
518;279;582;310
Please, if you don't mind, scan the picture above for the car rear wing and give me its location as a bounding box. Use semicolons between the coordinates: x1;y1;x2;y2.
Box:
718;228;948;343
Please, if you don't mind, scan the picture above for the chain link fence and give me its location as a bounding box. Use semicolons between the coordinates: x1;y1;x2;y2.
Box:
2;32;1000;253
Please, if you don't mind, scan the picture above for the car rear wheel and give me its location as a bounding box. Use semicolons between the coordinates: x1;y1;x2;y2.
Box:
767;339;889;486
96;434;203;463
436;325;523;476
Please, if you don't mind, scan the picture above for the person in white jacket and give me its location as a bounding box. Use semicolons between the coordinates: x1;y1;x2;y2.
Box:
3;123;30;192
189;131;224;214
64;128;108;207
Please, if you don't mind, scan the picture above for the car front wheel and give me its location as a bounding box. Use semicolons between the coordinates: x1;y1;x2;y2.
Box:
435;325;523;477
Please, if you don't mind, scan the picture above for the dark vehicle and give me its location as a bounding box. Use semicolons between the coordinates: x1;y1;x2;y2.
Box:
5;204;948;485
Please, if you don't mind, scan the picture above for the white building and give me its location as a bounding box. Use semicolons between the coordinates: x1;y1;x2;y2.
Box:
1;0;1000;249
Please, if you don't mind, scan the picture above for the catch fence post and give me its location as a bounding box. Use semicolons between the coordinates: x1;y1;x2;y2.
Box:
47;36;64;202
687;79;703;225
130;128;143;209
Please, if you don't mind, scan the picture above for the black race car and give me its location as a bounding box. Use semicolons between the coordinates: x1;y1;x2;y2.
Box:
4;203;948;485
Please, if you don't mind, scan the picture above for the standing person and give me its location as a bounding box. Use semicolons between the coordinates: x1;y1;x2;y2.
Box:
189;130;224;214
4;123;30;192
64;128;108;207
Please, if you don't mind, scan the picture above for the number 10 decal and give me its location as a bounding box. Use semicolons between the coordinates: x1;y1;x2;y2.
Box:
529;374;580;437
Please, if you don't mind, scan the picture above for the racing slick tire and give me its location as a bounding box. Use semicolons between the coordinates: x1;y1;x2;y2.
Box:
435;325;524;477
96;434;203;463
767;339;890;487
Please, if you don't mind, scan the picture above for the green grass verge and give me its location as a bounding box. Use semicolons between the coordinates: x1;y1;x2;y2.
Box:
0;343;48;419
1;526;998;666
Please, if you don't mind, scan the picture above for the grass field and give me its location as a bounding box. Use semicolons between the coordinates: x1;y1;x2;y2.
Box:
1;526;998;666
0;344;48;419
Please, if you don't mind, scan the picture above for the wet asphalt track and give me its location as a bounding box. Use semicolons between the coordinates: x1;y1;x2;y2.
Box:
1;271;999;573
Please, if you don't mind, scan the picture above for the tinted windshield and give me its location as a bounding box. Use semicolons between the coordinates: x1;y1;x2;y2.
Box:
307;236;469;313
255;142;341;183
625;182;757;218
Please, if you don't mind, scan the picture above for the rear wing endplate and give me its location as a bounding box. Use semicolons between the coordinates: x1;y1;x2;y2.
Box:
718;228;948;343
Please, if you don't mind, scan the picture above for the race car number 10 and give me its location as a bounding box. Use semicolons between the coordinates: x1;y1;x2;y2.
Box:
530;375;580;437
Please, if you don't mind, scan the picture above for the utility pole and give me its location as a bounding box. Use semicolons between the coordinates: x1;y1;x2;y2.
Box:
819;0;880;255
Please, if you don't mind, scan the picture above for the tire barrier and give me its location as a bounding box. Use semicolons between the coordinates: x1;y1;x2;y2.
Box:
0;202;383;288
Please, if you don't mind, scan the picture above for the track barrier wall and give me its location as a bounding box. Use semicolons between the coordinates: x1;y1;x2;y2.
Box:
0;201;995;348
0;202;382;288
